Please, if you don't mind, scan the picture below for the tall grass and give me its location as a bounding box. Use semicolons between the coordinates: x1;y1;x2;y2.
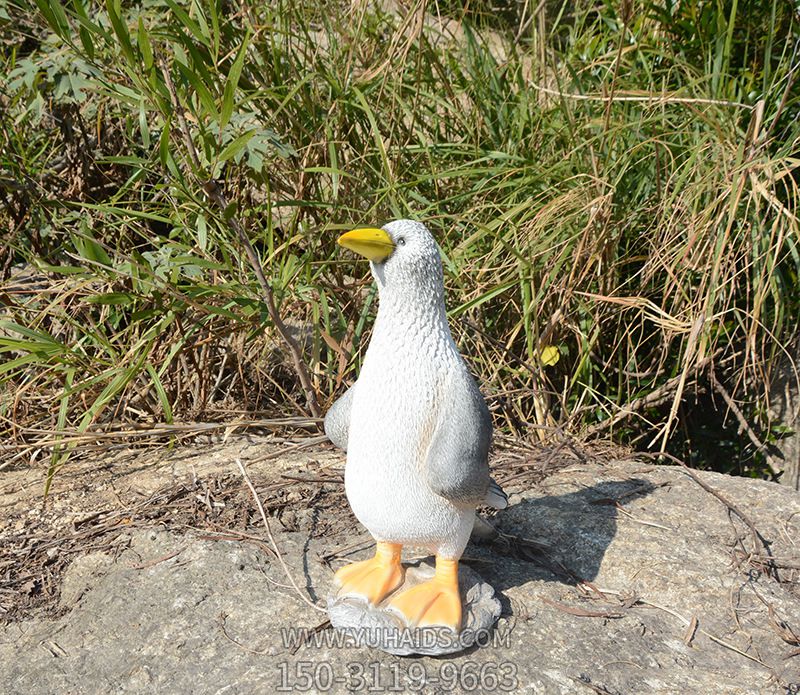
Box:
1;0;798;482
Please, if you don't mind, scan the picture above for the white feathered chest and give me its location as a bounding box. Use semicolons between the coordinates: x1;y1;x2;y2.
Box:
344;295;475;554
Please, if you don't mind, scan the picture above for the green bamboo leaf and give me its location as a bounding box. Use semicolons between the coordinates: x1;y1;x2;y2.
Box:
50;0;70;33
217;128;255;163
70;0;89;20
197;213;207;251
175;58;218;118
206;0;220;58
77;203;172;224
163;0;210;48
78;26;94;59
105;0;135;65
191;0;211;48
138;100;151;149
352;86;393;185
0;354;42;375
159;119;172;167
450;281;516;316
36;263;87;275
73;231;112;266
0;321;65;350
70;0;105;36
35;0;70;37
32;0;57;31
137;17;153;72
85;292;135;305
77;363;142;432
146;363;173;423
45;367;76;496
220;29;251;130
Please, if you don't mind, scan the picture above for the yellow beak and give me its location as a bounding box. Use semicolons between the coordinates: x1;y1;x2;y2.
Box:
337;227;395;263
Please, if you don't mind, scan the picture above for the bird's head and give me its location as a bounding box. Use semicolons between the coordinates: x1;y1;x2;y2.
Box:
337;220;443;298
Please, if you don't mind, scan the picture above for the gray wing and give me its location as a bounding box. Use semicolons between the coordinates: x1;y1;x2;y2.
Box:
324;383;356;451
425;370;492;505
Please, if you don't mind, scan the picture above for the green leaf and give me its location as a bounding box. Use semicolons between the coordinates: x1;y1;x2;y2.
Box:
175;58;219;118
191;0;211;48
32;0;57;32
72;230;112;266
36;263;87;275
146;363;173;423
0;321;65;354
197;213;207;251
45;367;76;497
159;119;172;167
451;281;516;316
164;0;211;48
137;17;153;72
218;128;255;163
0;354;42;375
206;0;220;58
85;292;135;305
78;26;95;60
105;0;135;65
220;29;251;130
76;203;172;224
34;0;70;37
138;100;151;149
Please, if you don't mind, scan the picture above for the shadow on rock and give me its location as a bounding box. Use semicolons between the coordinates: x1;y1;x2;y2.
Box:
473;478;656;594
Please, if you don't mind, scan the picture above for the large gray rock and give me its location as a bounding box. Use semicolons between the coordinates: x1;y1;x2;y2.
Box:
1;450;799;694
769;338;800;489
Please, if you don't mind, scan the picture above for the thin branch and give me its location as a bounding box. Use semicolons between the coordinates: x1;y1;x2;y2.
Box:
596;588;770;668
643;452;780;582
159;60;322;419
585;352;718;437
160;62;202;171
235;458;326;613
202;179;322;418
710;373;781;476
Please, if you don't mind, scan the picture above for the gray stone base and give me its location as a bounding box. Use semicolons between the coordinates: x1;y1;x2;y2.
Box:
326;559;502;656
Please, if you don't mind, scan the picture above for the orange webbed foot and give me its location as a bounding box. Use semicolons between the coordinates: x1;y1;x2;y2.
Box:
387;557;461;631
334;542;404;605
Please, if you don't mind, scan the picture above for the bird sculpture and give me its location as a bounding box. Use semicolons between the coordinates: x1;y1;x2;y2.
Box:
324;220;507;632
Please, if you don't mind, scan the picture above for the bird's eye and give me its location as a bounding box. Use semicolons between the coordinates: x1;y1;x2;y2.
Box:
398;237;406;246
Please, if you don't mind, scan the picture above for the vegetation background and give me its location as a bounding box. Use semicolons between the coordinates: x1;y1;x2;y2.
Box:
1;0;798;489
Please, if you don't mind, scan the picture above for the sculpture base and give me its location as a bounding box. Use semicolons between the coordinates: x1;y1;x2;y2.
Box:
327;559;501;656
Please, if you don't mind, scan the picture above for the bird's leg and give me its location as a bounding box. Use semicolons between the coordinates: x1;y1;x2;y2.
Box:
387;556;461;631
334;541;404;605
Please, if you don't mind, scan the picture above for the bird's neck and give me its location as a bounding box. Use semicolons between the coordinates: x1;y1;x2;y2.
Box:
373;280;452;347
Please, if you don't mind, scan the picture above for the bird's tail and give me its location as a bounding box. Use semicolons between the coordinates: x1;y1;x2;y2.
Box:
484;477;508;509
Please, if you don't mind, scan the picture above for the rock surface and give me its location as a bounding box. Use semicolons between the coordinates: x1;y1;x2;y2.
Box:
1;442;799;694
769;338;800;489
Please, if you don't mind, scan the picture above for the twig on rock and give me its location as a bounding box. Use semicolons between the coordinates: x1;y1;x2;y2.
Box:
218;612;272;655
596;588;770;667
570;673;620;695
683;615;699;646
129;547;184;570
541;597;625;619
235;458;326;613
288;619;333;656
641;452;780;582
